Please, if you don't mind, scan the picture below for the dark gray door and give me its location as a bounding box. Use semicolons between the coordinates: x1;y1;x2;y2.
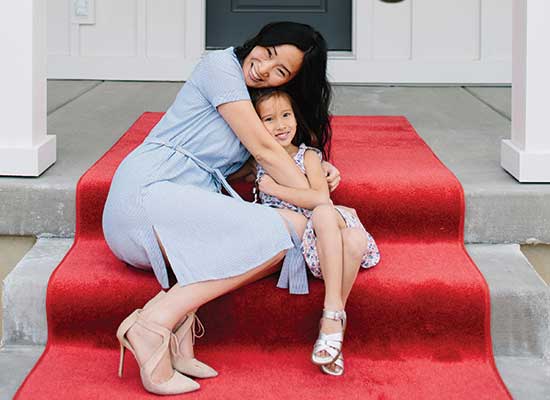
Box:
206;0;352;51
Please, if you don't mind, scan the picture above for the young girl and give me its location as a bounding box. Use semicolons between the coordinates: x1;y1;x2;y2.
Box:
229;89;380;376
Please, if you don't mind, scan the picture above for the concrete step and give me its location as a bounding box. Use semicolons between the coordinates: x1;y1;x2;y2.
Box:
494;356;550;399
1;240;549;398
2;83;550;243
467;244;550;360
3;240;549;360
1;239;72;346
0;345;44;400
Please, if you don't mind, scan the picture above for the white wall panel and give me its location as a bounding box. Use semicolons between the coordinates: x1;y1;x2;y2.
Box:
482;0;512;61
47;0;512;83
372;0;411;60
146;0;186;57
47;0;70;56
413;0;481;60
80;0;138;57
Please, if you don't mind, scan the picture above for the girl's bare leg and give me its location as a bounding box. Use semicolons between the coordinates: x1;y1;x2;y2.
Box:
341;227;369;306
127;209;307;383
311;204;347;339
324;226;369;373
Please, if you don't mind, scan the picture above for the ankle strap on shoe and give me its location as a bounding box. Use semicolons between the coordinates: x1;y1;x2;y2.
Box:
322;310;347;322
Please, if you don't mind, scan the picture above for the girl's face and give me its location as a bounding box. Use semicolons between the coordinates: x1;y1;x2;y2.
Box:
256;94;297;147
242;45;304;88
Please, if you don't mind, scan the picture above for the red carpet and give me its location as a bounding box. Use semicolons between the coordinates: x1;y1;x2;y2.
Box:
15;114;511;399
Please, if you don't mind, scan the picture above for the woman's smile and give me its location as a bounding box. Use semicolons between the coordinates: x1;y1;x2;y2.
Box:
248;63;263;83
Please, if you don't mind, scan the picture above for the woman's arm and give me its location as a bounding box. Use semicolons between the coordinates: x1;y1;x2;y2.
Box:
259;150;331;209
218;100;309;189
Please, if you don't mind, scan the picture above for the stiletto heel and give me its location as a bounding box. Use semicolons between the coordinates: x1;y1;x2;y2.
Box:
118;344;126;378
311;309;347;366
116;309;200;395
171;312;218;378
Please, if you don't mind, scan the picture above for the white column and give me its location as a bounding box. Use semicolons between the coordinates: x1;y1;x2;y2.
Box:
0;0;56;176
501;0;550;182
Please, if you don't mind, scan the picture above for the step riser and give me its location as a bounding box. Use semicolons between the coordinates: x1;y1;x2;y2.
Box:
1;239;72;346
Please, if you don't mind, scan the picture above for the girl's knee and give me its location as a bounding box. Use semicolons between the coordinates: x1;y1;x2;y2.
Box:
311;203;337;226
342;228;368;259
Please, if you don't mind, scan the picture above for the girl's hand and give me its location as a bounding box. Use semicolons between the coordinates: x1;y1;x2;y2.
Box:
321;161;341;192
258;174;279;196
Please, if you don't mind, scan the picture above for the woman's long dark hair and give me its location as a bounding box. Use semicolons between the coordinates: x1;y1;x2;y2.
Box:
235;21;332;160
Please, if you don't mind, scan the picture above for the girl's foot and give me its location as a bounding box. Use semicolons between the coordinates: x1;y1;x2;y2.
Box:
311;310;347;365
321;352;344;376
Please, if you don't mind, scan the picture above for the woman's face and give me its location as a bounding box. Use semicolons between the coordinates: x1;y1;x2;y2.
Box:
256;94;297;148
242;45;304;88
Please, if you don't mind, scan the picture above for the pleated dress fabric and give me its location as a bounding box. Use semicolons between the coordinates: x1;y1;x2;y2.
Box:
102;47;304;291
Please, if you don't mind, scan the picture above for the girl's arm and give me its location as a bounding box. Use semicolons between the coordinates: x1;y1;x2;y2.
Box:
218;101;310;189
227;157;256;182
259;150;331;209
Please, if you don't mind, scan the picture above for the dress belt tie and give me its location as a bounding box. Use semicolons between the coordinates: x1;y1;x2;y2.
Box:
143;137;309;295
144;138;244;201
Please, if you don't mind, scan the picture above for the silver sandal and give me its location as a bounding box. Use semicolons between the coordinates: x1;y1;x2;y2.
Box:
320;351;344;376
311;310;347;365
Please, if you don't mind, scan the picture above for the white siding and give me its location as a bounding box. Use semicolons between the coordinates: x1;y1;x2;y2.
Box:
47;0;512;83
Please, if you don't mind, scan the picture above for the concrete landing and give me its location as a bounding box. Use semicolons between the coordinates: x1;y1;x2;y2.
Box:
1;82;549;243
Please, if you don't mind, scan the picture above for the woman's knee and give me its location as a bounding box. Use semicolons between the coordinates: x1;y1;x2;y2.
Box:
341;227;368;260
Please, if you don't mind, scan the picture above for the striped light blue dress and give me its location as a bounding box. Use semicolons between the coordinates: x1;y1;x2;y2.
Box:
102;47;308;294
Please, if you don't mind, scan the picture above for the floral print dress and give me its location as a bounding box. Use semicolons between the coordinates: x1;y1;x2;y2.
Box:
256;143;380;279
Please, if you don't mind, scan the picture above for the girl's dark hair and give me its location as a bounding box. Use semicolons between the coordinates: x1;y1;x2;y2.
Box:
235;21;332;159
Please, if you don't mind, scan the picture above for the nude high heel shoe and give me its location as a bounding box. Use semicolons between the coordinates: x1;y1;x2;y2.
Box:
171;312;218;378
142;290;218;379
116;310;200;395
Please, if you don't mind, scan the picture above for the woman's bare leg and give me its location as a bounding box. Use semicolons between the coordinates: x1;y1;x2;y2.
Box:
127;208;307;383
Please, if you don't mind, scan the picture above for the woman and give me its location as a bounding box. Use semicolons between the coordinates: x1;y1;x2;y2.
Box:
103;22;340;395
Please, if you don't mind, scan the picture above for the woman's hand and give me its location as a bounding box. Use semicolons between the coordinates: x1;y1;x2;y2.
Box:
321;161;341;192
258;174;279;197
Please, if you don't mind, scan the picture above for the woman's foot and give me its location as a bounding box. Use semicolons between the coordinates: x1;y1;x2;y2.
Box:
171;313;218;378
117;310;200;395
126;316;175;385
141;291;217;378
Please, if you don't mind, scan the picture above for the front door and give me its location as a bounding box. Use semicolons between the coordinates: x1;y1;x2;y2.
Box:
206;0;352;51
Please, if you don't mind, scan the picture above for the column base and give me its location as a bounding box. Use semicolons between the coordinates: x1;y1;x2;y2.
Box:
501;139;550;182
0;135;56;176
